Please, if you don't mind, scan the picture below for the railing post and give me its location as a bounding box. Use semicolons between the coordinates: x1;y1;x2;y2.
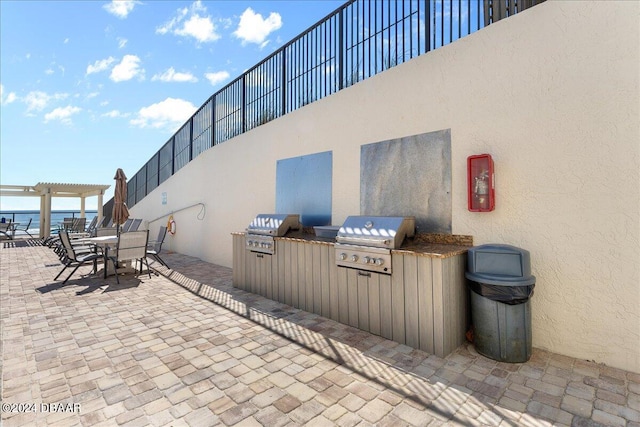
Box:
189;118;194;162
338;8;344;90
241;75;246;134
281;49;287;116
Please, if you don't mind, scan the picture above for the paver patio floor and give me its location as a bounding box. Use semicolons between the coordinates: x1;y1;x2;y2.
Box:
1;239;639;426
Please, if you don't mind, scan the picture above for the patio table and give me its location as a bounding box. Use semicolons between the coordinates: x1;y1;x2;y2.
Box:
84;235;134;278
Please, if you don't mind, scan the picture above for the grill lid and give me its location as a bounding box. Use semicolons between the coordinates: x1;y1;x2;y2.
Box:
246;214;300;236
336;216;415;249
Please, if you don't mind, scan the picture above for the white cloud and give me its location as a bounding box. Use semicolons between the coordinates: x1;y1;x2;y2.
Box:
87;57;116;75
45;68;54;75
156;1;220;43
110;55;144;82
64;38;69;44
152;67;198;83
102;110;129;118
0;84;17;105
117;37;128;49
44;105;81;124
234;8;282;47
103;0;138;19
23;91;67;112
130;97;196;131
204;71;230;86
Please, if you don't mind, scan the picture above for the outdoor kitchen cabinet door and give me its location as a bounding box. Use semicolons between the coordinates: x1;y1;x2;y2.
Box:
337;268;389;336
251;252;273;299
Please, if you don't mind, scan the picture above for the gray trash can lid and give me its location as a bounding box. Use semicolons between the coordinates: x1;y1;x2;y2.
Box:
466;271;536;286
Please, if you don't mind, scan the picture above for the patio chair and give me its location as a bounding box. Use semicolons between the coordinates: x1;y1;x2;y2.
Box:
84;216;98;236
71;217;87;233
13;218;34;238
121;219;133;232
98;217;111;228
107;230;150;284
146;226;168;268
128;219;142;232
54;231;102;284
60;217;74;232
0;220;15;240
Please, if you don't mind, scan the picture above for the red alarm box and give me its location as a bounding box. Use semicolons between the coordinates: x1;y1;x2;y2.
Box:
467;154;495;212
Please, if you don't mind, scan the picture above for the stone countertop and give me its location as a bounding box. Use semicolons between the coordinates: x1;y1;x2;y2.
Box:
234;231;472;259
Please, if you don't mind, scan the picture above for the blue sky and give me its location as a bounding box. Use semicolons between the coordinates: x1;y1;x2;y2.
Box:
0;0;345;211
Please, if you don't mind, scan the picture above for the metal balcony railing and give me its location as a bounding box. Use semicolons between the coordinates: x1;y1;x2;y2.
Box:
123;0;544;209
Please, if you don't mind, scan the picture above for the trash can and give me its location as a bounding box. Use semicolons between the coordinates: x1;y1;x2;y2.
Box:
465;244;536;363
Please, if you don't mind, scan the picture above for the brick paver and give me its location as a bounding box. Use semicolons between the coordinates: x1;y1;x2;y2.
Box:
1;238;640;426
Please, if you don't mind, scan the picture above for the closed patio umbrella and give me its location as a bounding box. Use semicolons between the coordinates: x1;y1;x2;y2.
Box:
112;168;130;234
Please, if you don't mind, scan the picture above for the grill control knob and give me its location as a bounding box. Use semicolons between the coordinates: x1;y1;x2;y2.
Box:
375;258;384;266
253;241;259;247
363;256;371;264
350;255;359;262
339;253;347;261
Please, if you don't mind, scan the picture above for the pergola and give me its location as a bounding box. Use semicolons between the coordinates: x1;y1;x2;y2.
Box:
0;182;110;238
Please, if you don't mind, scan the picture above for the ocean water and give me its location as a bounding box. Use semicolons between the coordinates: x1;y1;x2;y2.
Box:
0;210;98;234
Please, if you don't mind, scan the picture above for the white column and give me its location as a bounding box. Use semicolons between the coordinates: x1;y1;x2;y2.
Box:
43;188;52;238
97;192;104;226
39;195;46;238
80;197;86;218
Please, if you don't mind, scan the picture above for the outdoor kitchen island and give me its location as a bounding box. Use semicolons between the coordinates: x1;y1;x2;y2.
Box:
232;231;472;358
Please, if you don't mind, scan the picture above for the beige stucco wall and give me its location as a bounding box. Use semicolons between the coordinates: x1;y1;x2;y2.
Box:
132;0;640;373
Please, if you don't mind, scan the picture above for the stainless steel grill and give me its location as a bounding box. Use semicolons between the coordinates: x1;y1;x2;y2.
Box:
335;216;415;274
245;214;300;254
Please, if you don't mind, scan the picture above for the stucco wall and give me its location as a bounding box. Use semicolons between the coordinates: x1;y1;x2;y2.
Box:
131;0;640;373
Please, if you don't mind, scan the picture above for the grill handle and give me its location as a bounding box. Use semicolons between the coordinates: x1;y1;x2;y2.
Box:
336;236;391;246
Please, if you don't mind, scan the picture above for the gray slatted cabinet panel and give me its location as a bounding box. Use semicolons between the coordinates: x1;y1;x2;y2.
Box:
275;239;286;304
312;244;322;315
260;253;273;299
403;255;420;349
337;264;349;325
379;274;393;340
328;248;340;322
294;242;311;311
320;244;332;318
405;253;468;358
417;256;435;354
357;272;370;331
247;249;257;294
232;234;247;290
367;272;381;336
391;254;406;344
347;268;359;328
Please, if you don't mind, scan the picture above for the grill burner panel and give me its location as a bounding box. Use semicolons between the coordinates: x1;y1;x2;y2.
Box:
245;214;300;255
335;243;392;274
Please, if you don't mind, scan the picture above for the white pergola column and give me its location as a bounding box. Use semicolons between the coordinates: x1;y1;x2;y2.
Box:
42;188;52;238
80;197;86;218
97;191;104;226
39;195;46;238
